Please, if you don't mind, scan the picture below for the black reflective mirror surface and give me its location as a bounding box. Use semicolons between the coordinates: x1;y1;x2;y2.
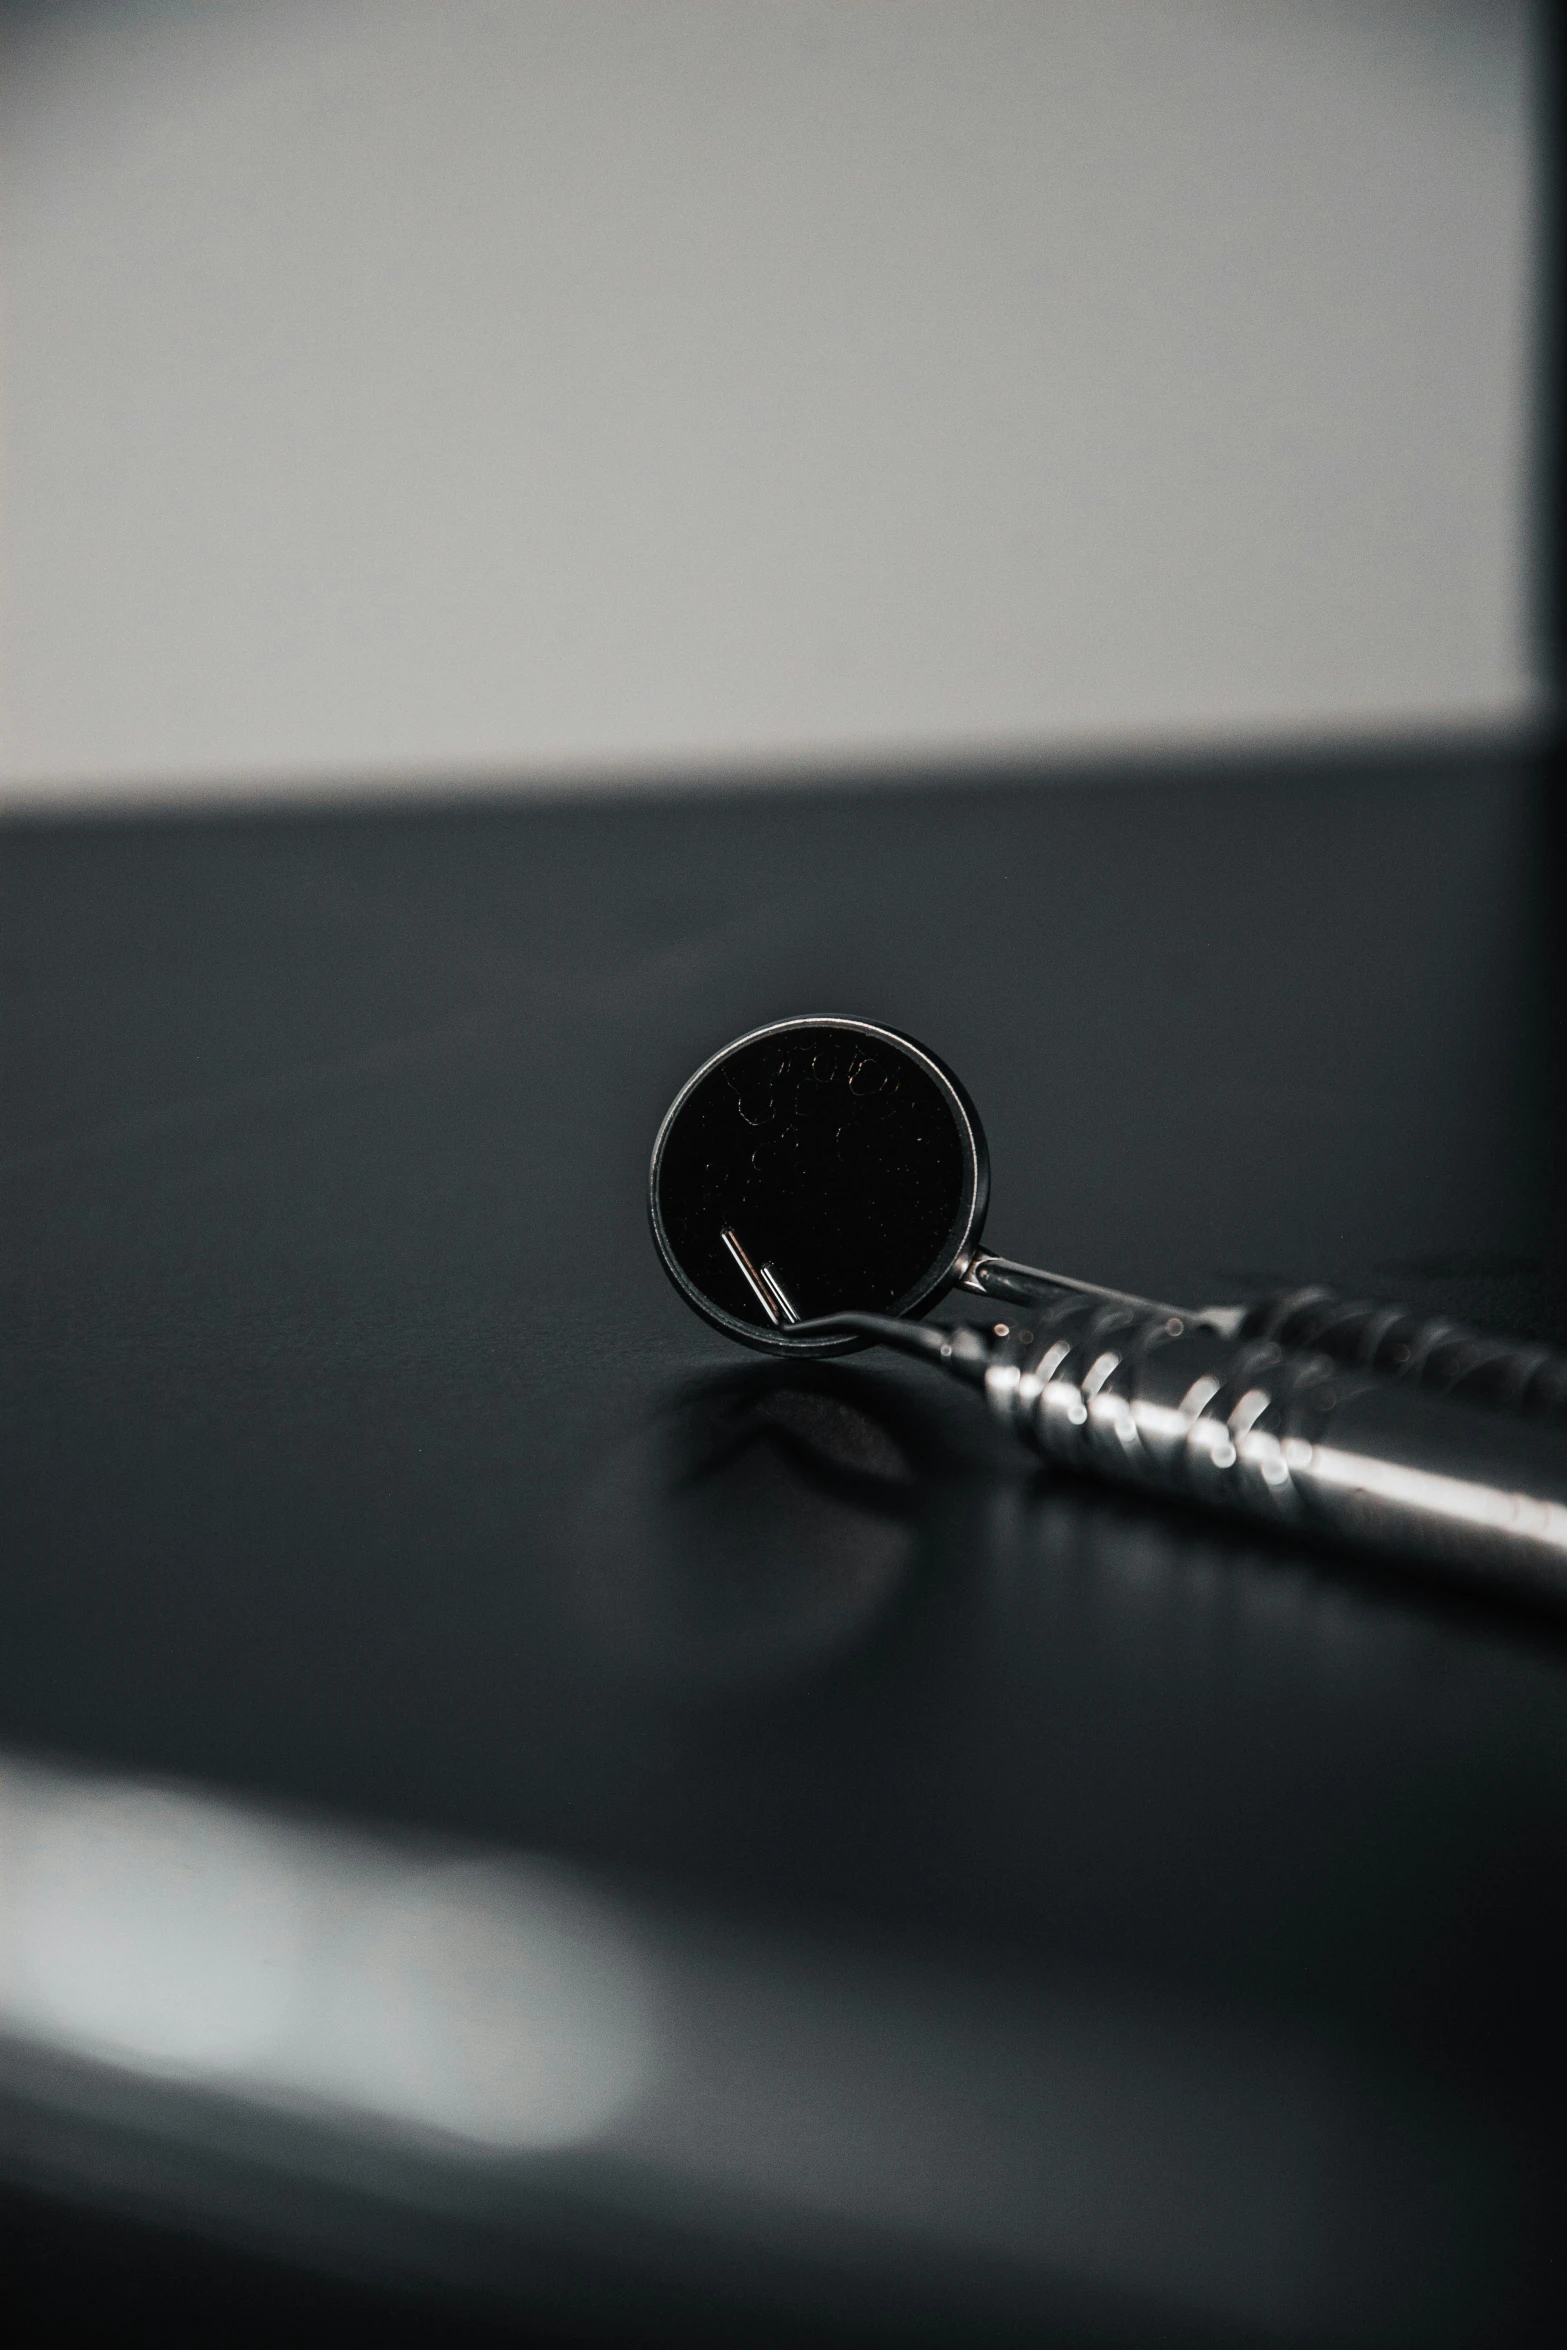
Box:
649;1017;988;1354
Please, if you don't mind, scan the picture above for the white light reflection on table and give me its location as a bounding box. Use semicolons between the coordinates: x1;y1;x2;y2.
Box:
0;1750;1493;2342
0;1761;651;2151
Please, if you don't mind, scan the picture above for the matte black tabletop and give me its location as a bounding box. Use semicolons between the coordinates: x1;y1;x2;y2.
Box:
3;747;1566;2345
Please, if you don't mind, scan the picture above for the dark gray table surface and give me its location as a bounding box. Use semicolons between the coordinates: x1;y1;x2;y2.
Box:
3;745;1566;2344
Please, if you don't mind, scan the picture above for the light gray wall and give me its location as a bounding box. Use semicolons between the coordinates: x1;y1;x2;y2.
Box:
0;0;1544;808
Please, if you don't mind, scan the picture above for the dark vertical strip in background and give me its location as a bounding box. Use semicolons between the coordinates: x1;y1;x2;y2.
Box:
1511;3;1566;1335
1542;1;1567;1328
1539;0;1565;695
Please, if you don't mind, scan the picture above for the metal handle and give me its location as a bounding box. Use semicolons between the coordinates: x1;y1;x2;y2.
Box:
962;1255;1567;1428
1234;1288;1567;1425
975;1296;1567;1595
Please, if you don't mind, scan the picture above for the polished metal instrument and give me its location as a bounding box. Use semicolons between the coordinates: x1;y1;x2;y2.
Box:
650;1017;1567;1596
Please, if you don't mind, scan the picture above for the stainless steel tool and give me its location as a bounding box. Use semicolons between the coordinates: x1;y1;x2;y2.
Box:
650;1017;1567;1595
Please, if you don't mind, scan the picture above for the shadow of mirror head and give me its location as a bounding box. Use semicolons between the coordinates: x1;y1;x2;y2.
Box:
649;1016;988;1357
570;1364;961;1697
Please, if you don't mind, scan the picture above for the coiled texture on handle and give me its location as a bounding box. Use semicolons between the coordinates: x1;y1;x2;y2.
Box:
1237;1288;1567;1425
985;1297;1567;1592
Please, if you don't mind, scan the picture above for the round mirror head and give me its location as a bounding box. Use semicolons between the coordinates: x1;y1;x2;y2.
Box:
650;1017;988;1355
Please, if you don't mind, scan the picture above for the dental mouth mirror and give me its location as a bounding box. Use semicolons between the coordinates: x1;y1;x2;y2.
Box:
651;1018;1567;1594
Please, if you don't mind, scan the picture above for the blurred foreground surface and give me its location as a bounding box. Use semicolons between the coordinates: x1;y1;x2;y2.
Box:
3;746;1566;2343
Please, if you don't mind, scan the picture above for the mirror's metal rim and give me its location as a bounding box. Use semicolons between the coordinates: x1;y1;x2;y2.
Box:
649;1014;991;1358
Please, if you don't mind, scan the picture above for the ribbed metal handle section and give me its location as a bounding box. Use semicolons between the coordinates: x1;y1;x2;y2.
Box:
984;1298;1567;1594
1236;1289;1567;1424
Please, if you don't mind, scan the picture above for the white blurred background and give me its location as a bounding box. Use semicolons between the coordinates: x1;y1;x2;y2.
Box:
0;0;1546;811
